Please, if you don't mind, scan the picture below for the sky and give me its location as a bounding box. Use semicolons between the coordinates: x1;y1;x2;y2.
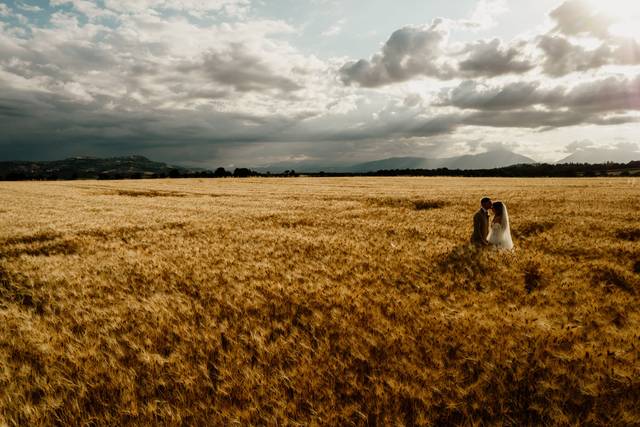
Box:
0;0;639;167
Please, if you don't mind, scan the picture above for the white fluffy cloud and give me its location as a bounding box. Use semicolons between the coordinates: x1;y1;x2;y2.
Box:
341;0;639;86
339;21;535;87
465;0;509;30
339;20;454;87
549;0;611;38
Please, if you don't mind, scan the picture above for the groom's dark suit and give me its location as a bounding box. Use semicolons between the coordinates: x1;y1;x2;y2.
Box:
471;208;489;246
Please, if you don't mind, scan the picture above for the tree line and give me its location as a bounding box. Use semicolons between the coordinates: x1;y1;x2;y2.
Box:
1;162;638;181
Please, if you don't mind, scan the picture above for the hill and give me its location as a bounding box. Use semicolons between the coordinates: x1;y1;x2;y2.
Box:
438;150;536;170
0;156;189;180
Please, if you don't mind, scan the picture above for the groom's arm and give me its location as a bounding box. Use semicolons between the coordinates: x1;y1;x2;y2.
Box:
474;213;489;245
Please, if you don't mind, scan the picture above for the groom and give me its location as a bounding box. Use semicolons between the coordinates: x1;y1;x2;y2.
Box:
471;197;492;247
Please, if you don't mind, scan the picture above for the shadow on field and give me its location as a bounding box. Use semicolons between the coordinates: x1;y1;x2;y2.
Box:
615;228;640;242
77;222;187;241
436;244;496;289
0;231;79;258
0;222;188;259
109;189;187;197
512;220;555;239
437;244;551;294
590;262;639;295
0;265;46;314
366;197;448;211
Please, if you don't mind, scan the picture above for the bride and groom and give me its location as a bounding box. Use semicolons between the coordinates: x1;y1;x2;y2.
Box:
471;197;514;250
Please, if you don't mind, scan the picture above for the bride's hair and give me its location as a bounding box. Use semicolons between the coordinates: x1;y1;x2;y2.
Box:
492;201;504;216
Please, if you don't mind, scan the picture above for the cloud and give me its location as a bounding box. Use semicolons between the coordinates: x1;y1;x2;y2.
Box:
176;44;304;93
461;109;596;129
0;9;317;109
403;93;423;107
1;0;640;165
559;140;640;162
102;0;251;18
432;74;640;135
564;140;595;153
340;0;639;87
536;0;640;76
440;74;640;113
0;1;343;162
340;22;534;87
559;75;640;112
538;34;640;76
50;0;116;20
321;19;346;37
458;38;534;77
549;0;612;38
538;35;611;76
0;84;317;162
464;0;509;30
15;3;42;13
437;80;549;111
339;20;454;87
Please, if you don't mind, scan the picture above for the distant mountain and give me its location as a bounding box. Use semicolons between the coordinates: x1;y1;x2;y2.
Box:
558;147;640;164
346;157;436;173
347;150;536;173
440;150;536;170
0;155;191;180
255;150;536;173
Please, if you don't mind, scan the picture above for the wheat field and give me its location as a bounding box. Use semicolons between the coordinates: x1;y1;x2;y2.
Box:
0;177;638;426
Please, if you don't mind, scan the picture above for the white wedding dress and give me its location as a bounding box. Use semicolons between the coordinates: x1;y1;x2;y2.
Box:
487;204;514;250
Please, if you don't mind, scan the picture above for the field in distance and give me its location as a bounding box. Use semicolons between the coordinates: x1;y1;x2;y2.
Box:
0;177;639;425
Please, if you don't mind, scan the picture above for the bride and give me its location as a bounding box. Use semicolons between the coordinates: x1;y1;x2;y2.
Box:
487;201;514;250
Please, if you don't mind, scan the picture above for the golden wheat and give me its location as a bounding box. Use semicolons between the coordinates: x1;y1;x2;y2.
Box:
0;177;638;426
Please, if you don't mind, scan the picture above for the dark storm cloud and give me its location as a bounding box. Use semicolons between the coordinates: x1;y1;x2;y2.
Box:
4;67;639;162
0;8;321;163
0;86;310;161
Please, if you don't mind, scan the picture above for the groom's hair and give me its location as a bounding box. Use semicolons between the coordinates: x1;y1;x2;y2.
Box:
481;197;491;205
